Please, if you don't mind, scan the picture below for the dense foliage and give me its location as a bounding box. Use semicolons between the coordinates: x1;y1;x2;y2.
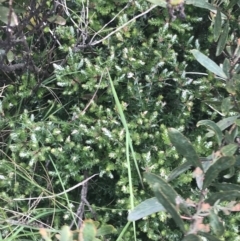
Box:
0;0;239;240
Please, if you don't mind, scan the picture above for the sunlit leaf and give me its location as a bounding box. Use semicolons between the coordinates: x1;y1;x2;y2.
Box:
146;0;217;11
39;228;52;241
57;226;73;241
128;197;166;221
6;50;14;63
191;49;227;79
146;0;166;7
168;128;202;169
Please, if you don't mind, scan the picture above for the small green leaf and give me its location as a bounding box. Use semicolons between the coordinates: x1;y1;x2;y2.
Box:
216;21;229;56
197;120;223;147
203;156;235;189
182;234;202;241
214;9;222;42
209;210;224;236
222;58;231;78
58;226;73;241
191;49;227;79
80;220;97;241
206;191;240;205
168;128;202;169
220;144;238;156
128;197;165;221
96;225;116;236
6;50;14;63
167;160;192;182
221;97;232;116
153;183;185;232
47;15;66;25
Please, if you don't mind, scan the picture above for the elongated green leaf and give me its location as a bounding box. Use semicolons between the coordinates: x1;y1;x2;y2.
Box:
128;197;165;221
182;234;202;241
206;116;239;137
206;191;240;205
197;120;223;146
220;144;238;156
216;21;229;56
191;49;227;79
198;232;222;241
147;0;222;13
144;172;191;216
213;183;240;191
146;0;166;7
144;172;179;205
167;160;192;182
214;9;222;42
203;156;235;189
186;0;217;10
168;128;202;169
209;210;224;236
153;183;185;232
